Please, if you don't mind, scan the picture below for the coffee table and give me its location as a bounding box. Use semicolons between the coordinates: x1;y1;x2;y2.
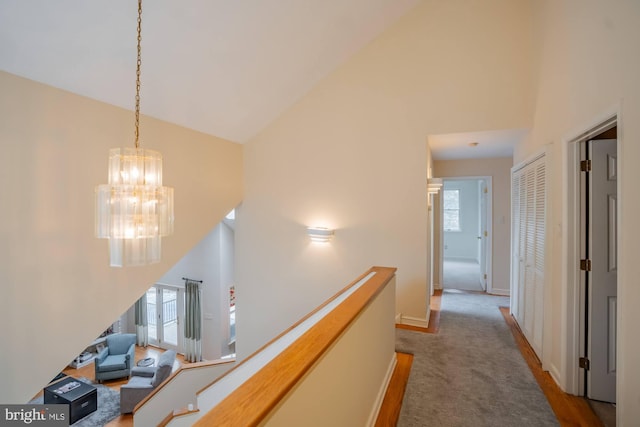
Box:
137;357;155;367
44;377;97;424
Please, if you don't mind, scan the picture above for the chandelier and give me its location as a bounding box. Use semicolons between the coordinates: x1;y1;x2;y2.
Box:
95;0;174;267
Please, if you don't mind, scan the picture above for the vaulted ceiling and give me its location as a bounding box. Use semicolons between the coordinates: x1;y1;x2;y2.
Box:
0;0;419;143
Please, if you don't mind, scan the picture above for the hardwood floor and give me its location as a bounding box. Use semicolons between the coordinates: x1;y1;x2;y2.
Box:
32;346;185;427
500;307;605;427
375;352;414;427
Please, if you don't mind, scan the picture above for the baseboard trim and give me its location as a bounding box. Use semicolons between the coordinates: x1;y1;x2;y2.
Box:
367;353;398;427
547;363;564;392
398;314;429;328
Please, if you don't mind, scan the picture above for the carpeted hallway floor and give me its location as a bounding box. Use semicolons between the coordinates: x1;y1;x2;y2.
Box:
396;290;558;426
443;259;484;292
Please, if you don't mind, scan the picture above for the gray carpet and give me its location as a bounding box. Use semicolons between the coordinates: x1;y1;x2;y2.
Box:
443;259;484;292
30;377;120;426
397;290;558;426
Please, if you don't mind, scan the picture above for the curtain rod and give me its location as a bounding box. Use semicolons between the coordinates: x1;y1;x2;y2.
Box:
182;277;203;283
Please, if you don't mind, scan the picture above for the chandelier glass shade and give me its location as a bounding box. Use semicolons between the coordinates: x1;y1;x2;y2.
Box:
96;148;174;267
95;0;174;267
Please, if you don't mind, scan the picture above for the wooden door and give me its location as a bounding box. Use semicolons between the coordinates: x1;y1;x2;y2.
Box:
587;138;617;403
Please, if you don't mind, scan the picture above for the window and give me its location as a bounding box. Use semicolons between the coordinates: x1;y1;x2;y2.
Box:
443;189;461;231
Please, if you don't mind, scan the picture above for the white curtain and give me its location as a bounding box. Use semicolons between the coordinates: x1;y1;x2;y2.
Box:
135;293;148;347
184;280;202;362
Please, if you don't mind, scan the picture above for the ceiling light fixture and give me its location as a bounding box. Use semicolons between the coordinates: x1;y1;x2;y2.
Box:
95;0;174;267
468;142;479;147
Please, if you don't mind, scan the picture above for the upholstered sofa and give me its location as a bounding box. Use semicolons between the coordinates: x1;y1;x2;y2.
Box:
120;349;177;414
94;333;136;383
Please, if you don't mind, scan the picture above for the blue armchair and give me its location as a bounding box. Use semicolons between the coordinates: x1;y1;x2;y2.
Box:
94;333;136;382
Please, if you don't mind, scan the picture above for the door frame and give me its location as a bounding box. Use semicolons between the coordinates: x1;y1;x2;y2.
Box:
563;108;620;395
147;283;184;352
438;176;494;293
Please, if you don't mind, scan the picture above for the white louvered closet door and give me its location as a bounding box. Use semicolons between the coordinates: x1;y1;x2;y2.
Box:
532;160;546;350
511;154;546;358
510;172;521;319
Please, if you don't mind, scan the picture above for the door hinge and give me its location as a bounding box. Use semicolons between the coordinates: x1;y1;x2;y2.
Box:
580;259;592;271
579;357;590;370
484;187;488;194
484;230;488;237
484;274;487;280
580;160;592;172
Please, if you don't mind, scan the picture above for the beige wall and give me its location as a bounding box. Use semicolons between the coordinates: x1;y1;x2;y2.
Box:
236;0;533;359
433;158;513;294
0;71;243;403
263;277;396;427
521;0;640;423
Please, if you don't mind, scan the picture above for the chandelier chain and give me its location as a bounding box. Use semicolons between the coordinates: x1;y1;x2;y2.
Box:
134;0;142;149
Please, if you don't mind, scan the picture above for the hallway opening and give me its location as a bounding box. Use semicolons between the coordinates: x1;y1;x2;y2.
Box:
440;177;491;292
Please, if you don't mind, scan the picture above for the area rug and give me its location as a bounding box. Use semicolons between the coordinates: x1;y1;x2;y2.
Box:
30;377;119;426
396;290;558;426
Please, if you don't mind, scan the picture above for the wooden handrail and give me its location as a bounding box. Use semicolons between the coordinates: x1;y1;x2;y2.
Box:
194;266;396;427
133;358;236;413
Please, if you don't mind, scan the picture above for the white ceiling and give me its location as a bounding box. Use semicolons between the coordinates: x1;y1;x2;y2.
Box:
0;0;419;143
428;129;528;161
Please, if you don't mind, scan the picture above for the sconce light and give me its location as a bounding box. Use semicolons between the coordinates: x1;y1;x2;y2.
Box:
427;178;443;195
307;227;335;243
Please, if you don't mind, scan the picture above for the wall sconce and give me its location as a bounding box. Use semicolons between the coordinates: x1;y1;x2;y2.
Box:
427;178;443;195
307;227;335;243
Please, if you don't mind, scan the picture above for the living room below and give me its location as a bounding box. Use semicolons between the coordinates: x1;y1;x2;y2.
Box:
30;345;185;426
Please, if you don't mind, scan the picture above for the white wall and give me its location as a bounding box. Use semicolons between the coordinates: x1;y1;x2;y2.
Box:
0;71;243;403
442;180;480;260
521;0;640;423
236;0;533;359
123;220;236;361
434;158;513;294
